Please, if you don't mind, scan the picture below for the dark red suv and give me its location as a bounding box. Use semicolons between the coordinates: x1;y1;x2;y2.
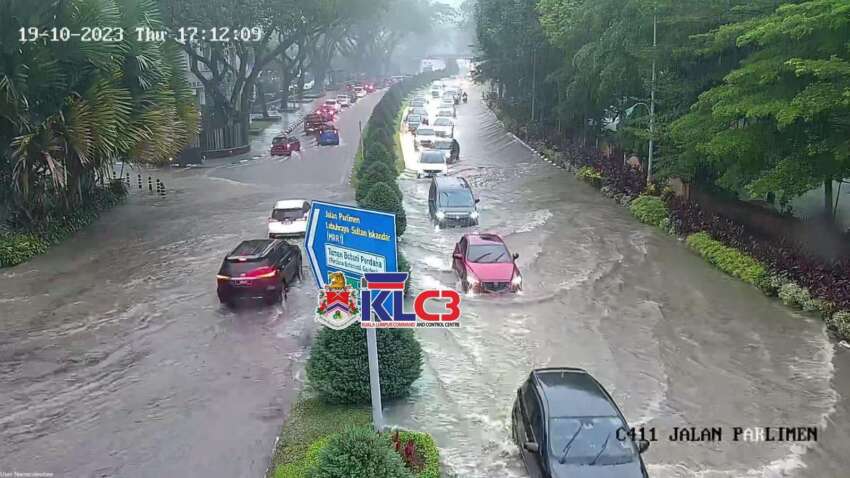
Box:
216;239;302;307
452;233;522;293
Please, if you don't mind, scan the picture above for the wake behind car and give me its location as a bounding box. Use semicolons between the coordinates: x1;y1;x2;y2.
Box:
429;176;479;227
413;126;438;150
511;368;650;478
416;150;448;178
452;233;521;293
216;239;303;307
268;199;310;238
270;135;300;156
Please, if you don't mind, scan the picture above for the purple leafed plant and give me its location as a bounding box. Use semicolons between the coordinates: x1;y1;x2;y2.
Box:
392;431;424;472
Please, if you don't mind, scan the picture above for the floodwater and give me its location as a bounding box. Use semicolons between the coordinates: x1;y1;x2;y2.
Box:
384;78;850;478
0;93;383;477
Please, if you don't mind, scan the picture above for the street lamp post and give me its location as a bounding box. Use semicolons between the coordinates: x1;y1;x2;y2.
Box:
647;13;657;187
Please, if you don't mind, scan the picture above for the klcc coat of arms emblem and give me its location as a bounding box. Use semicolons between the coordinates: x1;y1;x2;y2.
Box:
315;271;360;330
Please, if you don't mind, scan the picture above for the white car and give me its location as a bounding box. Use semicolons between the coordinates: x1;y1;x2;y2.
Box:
323;99;341;112
432;117;455;138
413;126;438;150
268;200;311;238
436;108;454;119
416;150;448;178
336;95;351;107
354;87;366;98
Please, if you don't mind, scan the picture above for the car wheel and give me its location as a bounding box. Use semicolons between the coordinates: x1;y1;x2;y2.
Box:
266;288;283;305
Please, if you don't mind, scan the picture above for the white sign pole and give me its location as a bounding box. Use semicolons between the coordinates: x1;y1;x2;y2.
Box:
366;327;384;431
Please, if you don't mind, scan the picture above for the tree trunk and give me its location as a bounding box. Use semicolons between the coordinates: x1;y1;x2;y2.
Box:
280;62;292;111
824;177;834;221
256;81;270;118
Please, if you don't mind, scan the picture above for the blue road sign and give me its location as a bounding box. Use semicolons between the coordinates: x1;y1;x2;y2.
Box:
305;201;398;289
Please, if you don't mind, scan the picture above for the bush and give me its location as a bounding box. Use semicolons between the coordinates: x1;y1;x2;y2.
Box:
825;310;850;340
0;233;48;267
576;166;603;188
361;142;394;169
310;427;413;478
306;326;422;404
398;250;411;296
360;182;406;237
685;232;768;287
366;125;395;148
356;162;401;204
391;431;440;478
778;282;819;311
629;195;670;229
271;399;371;477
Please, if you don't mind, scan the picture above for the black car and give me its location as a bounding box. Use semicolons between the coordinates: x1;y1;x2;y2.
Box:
429;176;479;227
512;368;650;478
216;239;302;307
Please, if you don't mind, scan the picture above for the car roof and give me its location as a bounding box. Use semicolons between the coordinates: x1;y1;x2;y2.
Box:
420;150;444;158
227;239;278;259
274;199;307;209
465;233;505;245
434;176;470;189
531;368;620;418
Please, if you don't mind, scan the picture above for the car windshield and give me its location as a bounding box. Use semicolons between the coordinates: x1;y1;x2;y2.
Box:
433;141;452;150
420;152;445;164
272;208;305;221
549;417;636;466
439;190;473;207
407;115;421;122
434;118;452;126
438;111;452;116
413;108;428;115
416;128;435;136
467;244;511;263
272;137;289;145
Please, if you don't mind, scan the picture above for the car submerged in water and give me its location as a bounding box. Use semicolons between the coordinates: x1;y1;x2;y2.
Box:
452;233;521;293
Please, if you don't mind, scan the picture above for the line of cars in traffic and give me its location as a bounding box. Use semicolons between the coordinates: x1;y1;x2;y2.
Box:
404;80;523;294
221;81;392;308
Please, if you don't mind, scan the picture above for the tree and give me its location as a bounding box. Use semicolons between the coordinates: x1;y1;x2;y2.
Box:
306;326;422;404
360;182;407;236
356;161;400;203
670;0;850;219
1;0;198;222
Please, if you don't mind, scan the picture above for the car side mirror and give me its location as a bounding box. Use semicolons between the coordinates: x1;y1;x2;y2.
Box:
512;252;519;260
452;253;463;260
637;439;650;454
523;441;539;453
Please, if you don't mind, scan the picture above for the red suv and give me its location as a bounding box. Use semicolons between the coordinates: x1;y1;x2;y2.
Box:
452;233;522;293
270;135;300;156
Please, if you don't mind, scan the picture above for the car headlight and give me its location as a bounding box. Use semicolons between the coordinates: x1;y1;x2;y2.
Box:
470;210;479;219
467;273;480;286
435;210;446;220
511;274;522;286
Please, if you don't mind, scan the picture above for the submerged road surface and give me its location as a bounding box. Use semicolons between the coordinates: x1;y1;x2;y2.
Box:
0;92;382;477
386;79;850;478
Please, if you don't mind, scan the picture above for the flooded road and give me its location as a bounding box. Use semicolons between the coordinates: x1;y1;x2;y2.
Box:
0;92;382;477
385;79;850;478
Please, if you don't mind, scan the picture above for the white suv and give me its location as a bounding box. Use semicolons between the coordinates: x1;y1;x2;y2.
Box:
336;95;351;108
268;200;311;238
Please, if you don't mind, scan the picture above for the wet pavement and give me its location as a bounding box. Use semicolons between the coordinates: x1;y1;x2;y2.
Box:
385;77;850;478
0;92;383;477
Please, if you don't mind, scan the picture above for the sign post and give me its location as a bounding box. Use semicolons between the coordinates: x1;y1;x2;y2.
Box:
305;201;398;431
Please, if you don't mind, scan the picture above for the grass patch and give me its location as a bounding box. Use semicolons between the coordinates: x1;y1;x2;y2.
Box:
269;398;371;478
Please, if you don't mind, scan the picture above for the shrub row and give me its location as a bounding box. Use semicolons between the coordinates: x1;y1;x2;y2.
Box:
1;185;127;268
629;195;671;230
685;232;769;287
278;427;440;478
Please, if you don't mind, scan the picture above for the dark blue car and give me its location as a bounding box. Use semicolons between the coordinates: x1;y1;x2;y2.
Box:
511;368;650;478
318;126;339;146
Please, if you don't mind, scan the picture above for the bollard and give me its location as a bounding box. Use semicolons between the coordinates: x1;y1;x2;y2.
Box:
159;181;166;196
148;176;153;191
138;174;143;189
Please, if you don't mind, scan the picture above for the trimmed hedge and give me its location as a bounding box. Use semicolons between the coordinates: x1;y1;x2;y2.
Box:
311;427;413;478
275;436;329;478
306;326;423;404
356;162;402;203
0;233;48;267
685;232;768;287
360;182;407;237
629;195;670;229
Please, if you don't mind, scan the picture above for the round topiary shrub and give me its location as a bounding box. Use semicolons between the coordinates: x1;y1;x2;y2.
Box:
306;326;422;404
361;182;406;237
361;142;394;169
356;162;401;204
310;427;413;478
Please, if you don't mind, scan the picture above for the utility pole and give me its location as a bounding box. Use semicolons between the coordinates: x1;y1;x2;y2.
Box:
647;12;657;187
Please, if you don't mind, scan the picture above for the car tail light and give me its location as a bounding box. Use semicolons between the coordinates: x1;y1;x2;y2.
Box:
244;266;277;279
268;218;277;223
216;274;230;282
